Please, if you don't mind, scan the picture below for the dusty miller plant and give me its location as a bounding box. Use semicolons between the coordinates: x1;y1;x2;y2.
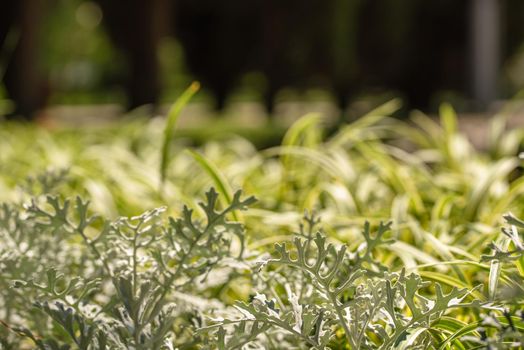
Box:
0;178;255;349
202;215;471;349
476;213;524;349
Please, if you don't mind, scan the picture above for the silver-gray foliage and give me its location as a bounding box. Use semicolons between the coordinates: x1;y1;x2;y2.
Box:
202;219;471;349
0;186;255;349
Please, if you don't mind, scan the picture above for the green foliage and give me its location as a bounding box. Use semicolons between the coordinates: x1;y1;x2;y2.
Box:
1;101;524;348
160;82;200;187
0;178;523;349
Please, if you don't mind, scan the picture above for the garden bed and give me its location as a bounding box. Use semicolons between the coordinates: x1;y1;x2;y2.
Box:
0;99;523;349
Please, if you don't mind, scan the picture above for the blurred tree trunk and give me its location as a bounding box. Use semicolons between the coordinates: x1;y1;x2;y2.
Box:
2;0;47;120
97;0;171;110
330;0;361;110
471;0;500;109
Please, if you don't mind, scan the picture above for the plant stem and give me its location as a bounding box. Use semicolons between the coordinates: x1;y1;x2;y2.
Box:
329;292;356;348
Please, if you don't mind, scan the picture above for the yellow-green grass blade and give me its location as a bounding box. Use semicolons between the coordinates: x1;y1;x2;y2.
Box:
328;98;401;147
410;110;444;147
185;149;238;221
278;113;324;204
264;146;351;182
355;142;425;215
437;316;524;350
432;317;474;350
439;103;458;137
488;236;511;300
489;176;524;225
282;113;323;149
418;271;485;301
396;327;429;350
160;81;200;186
464;157;519;221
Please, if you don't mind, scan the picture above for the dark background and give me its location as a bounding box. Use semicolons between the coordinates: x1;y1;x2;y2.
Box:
1;0;524;120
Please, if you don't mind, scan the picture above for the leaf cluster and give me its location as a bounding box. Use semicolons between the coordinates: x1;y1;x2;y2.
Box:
203;219;471;349
0;187;254;349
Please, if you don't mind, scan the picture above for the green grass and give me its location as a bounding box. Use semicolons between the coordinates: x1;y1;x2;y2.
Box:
0;100;523;349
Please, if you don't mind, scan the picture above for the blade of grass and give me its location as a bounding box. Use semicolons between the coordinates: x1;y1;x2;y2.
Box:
281;113;323;149
279;113;323;202
437;316;524;350
408;221;468;282
397;327;428;350
418;271;484;301
160;82;200;187
185;149;236;220
410;111;444;146
464;158;519;221
488;236;511;300
329;98;401;147
440;103;457;136
264;146;347;181
389;241;442;266
433;317;478;350
490;177;524;225
355;142;425;214
405;260;490;272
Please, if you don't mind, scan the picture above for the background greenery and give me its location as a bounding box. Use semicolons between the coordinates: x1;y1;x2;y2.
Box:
5;0;524;115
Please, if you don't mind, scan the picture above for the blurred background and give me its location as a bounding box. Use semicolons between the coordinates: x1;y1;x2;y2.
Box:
2;0;524;125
